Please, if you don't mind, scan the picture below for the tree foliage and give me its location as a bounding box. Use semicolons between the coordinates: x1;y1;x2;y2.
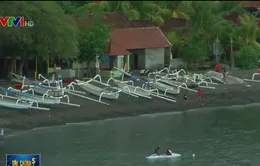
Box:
235;45;259;69
0;1;78;74
77;8;111;67
1;0;260;75
182;36;208;64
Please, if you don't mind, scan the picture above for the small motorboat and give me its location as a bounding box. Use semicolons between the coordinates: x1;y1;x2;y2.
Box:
146;151;181;159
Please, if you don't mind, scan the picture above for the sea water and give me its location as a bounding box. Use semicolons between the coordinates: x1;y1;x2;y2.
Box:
1;105;260;166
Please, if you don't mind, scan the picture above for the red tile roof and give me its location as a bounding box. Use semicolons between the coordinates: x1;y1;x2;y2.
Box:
130;20;155;28
104;41;130;55
75;12;190;33
130;19;189;34
226;12;240;25
105;27;172;55
160;18;188;33
74;12;134;29
103;12;133;28
242;1;260;8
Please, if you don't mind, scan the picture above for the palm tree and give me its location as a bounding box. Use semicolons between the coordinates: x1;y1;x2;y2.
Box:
79;1;175;26
239;13;260;46
173;1;248;63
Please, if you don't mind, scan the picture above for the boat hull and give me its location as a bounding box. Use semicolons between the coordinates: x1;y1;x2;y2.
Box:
114;80;151;96
146;153;181;159
0;99;31;110
19;95;60;105
33;86;64;97
152;81;180;95
11;77;24;84
163;79;198;88
79;84;119;100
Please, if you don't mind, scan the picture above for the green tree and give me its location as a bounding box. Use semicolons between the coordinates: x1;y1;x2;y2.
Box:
235;44;259;69
182;36;208;65
56;1;77;14
77;8;111;76
169;1;246;67
218;22;240;68
81;1;174;26
0;1;78;75
238;13;260;47
161;1;190;19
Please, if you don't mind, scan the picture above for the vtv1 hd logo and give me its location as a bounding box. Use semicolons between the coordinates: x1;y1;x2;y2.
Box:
0;17;34;27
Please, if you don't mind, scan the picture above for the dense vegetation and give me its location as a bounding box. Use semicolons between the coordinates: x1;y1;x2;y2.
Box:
0;1;260;75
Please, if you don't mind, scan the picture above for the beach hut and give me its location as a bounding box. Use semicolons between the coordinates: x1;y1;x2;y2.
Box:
98;27;172;78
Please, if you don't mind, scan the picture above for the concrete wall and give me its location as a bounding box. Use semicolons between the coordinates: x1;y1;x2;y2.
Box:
145;48;164;69
170;58;187;69
130;49;145;69
72;58;97;77
164;47;171;67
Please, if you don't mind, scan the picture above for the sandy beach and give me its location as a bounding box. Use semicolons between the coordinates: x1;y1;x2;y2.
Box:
0;69;259;134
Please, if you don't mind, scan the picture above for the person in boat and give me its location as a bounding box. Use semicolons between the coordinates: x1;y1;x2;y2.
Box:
166;150;172;156
154;146;160;155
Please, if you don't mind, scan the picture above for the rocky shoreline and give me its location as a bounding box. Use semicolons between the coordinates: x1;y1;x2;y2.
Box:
0;69;259;134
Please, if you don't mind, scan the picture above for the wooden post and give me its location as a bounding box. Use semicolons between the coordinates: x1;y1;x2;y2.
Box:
47;56;49;74
126;55;128;72
54;64;56;73
14;58;16;73
35;57;38;80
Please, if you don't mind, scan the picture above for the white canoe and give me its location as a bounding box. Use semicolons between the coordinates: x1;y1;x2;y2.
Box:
152;81;180;95
113;80;151;97
146;153;181;159
78;83;119;100
19;95;60;105
0;99;31;110
33;86;64;97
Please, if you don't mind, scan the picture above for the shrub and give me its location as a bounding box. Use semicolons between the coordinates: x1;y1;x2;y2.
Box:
182;36;208;64
235;45;260;69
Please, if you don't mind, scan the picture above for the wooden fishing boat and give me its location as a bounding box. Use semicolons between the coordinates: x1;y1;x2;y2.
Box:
7;88;60;105
147;79;180;95
9;73;36;84
76;80;120;100
0;88;52;110
0;98;32;110
157;78;198;89
113;67;177;102
111;79;151;98
32;85;64;97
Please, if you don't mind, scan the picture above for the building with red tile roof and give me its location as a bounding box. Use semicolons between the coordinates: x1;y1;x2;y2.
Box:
242;1;260;8
104;27;172;70
226;1;260;26
74;13;174;77
108;27;171;52
74;12;134;29
160;18;189;34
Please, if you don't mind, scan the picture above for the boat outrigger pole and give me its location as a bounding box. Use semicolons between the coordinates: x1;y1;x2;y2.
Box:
114;67;152;87
114;67;176;103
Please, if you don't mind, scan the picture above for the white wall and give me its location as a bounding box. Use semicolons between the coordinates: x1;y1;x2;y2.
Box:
145;48;165;69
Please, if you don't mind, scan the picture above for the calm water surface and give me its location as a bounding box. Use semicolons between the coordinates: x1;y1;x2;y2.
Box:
1;105;260;166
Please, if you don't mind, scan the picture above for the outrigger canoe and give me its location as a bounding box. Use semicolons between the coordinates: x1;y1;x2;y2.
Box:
146;153;181;159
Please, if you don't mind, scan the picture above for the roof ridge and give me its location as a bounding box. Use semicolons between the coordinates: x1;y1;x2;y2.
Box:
157;27;172;47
